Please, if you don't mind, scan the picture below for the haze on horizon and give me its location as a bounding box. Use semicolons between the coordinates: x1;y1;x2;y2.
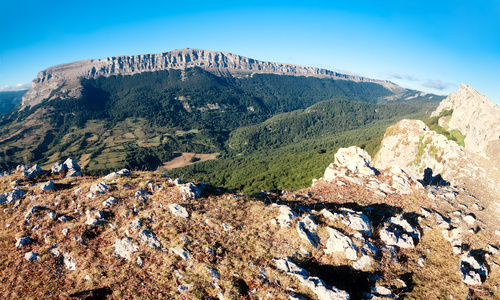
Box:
1;0;499;104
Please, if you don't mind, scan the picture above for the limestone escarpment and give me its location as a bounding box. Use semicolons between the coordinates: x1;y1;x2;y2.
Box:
22;48;402;107
431;84;500;157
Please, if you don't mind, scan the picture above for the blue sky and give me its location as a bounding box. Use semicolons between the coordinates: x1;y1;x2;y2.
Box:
1;0;499;104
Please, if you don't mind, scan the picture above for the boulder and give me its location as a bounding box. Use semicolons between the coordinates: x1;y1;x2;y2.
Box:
179;183;201;200
134;189;151;201
113;237;139;261
40;181;55;191
90;182;108;194
15;237;31;248
0;188;26;205
63;253;76;270
102;197;118;207
171;247;191;260
25;251;40;262
380;216;420;249
274;257;308;276
50;162;67;174
296;276;350;300
341;210;373;237
324;227;357;261
169;203;189;219
459;251;488;286
276;205;298;227
333;146;376;176
297;221;319;249
352;255;371;270
22;164;45;180
138;230;161;249
129;219;142;232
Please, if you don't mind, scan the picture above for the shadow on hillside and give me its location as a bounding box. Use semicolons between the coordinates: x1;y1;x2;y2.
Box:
420;167;450;186
69;287;112;299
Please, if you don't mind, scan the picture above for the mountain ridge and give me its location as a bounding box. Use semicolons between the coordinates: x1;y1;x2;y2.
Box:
22;48;405;107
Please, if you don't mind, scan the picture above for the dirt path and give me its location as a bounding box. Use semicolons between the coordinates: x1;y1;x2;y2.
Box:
162;152;219;170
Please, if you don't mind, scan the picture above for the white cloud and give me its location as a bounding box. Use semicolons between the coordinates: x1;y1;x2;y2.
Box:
390;73;419;81
0;83;31;92
422;79;453;90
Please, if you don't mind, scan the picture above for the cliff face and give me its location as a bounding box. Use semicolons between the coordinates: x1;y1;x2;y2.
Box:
22;48;402;107
431;84;500;157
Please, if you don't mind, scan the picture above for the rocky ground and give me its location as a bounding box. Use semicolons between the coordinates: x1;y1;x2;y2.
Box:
1;137;500;299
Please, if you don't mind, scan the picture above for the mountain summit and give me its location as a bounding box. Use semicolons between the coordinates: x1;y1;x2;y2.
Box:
22;48;404;107
431;84;500;158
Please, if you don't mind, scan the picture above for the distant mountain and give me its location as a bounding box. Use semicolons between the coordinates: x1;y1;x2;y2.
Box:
23;48;427;108
0;90;26;115
1;49;444;192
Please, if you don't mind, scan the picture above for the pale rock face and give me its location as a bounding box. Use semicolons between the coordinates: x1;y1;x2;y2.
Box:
169;203;189;219
459;251;488;286
22;48;398;108
331;146;376;176
114;237;138;261
276;205;298;227
179;183;201;200
274;257;309;276
138;229;161;249
373;119;467;184
90;182;108;194
324;227;357;261
380;215;420;249
171;247;191;260
295;276;350;300
432;84;500;156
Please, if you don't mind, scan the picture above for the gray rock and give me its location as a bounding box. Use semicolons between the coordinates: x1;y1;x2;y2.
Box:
40;181;55;191
296;221;319;249
50;162;67;174
15;237;31;248
207;267;221;282
63;253;76;270
295;276;350;300
179;183;201;200
302;216;318;232
274;257;308;276
102;196;118;207
136;256;143;267
25;251;40;262
459;251;488;286
22;164;45;180
332;146;376;176
134;189;151;201
90;182;108;194
85;210;105;226
171;247;191;260
276;205;298;228
0;188;26;205
138;230;161;249
178;284;193;293
324;227;357;261
129;218;142;232
169;203;189;219
113;237;138;260
352;255;371;270
380;215;420;249
342;211;373;237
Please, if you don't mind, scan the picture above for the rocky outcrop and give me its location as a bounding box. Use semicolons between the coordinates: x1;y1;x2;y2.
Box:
22;48;402;107
373;119;468;184
431;84;500;157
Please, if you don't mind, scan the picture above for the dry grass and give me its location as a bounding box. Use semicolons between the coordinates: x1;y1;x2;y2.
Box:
0;168;499;299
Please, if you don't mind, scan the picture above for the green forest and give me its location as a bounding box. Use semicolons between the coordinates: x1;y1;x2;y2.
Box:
0;68;443;192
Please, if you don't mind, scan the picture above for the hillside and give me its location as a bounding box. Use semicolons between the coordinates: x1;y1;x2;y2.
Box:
0;90;26;115
1;137;499;299
0;58;443;193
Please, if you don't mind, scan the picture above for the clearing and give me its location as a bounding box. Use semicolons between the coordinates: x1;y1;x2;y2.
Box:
162;152;219;170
